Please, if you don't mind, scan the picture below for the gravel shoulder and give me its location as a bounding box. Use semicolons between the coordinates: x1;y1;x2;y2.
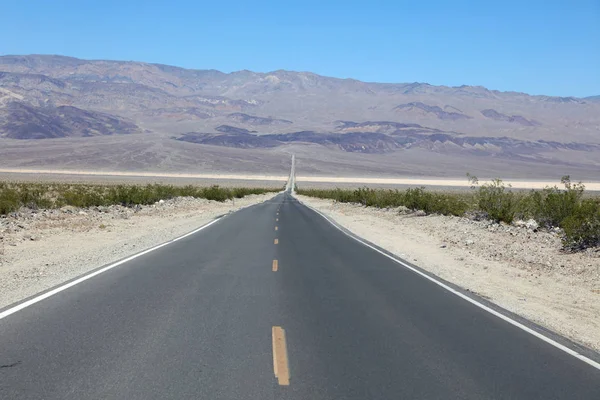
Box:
296;195;600;352
0;193;277;309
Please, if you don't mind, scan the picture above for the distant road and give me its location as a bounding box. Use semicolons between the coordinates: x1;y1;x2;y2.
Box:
2;168;599;190
0;192;598;399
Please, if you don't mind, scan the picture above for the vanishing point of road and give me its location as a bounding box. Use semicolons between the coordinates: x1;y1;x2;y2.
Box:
0;191;599;399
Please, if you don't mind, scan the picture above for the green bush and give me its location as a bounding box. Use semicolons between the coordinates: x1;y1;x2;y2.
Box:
475;179;516;223
0;182;277;215
60;186;108;208
526;176;584;228
297;187;469;217
201;185;231;202
561;199;600;251
0;186;20;215
299;178;600;252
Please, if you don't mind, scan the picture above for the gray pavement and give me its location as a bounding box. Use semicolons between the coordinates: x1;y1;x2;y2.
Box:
0;192;598;399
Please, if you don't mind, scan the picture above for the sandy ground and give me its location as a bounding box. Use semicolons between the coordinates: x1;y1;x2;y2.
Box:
0;171;286;188
0;193;277;309
296;195;600;352
295;176;600;191
0;168;288;182
2;168;598;191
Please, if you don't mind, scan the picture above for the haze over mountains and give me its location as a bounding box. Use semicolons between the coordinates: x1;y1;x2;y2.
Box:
0;54;599;179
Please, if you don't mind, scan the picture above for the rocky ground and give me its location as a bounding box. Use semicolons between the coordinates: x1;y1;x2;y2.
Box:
0;193;277;308
296;195;600;352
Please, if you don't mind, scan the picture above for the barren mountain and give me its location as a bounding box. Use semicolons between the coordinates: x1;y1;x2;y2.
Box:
393;102;472;121
480;109;539;126
0;101;141;139
226;112;293;126
0;54;599;178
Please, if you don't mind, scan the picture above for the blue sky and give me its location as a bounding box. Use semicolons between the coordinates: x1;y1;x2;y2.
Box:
1;0;599;96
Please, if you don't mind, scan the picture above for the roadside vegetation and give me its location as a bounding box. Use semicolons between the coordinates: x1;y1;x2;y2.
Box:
297;175;600;252
0;182;278;215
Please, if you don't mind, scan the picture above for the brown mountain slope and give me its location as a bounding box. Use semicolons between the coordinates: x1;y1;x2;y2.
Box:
0;54;599;178
1;54;599;141
0;102;141;139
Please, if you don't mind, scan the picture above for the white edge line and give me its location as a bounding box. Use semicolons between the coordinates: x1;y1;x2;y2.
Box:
0;218;222;321
297;198;600;371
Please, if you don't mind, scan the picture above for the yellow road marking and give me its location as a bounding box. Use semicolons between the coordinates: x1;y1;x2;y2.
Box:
275;226;278;231
272;259;278;272
272;326;290;386
274;239;279;244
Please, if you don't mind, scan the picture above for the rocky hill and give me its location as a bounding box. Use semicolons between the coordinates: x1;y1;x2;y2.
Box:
0;101;141;139
0;54;598;176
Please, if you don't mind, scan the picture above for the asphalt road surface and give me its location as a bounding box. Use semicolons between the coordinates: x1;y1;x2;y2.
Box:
0;192;599;399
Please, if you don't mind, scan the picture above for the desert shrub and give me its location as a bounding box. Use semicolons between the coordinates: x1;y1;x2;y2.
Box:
232;187;270;198
300;177;600;252
475;179;516;223
401;187;469;216
1;182;56;211
0;185;20;214
60;185;108;207
201;185;231;202
297;187;469;216
526;176;584;228
0;181;276;215
561;198;600;251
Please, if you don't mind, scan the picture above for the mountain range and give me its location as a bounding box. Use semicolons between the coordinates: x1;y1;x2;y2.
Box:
0;54;598;179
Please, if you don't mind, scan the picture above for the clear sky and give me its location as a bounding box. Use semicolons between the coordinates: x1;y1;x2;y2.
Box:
1;0;599;97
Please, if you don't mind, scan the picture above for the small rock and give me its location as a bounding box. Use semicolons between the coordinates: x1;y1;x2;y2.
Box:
396;206;410;214
440;244;447;248
78;211;88;216
465;239;475;246
61;206;77;214
525;219;539;231
513;220;526;228
413;210;426;217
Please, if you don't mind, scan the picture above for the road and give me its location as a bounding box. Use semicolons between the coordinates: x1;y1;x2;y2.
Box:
0;192;599;399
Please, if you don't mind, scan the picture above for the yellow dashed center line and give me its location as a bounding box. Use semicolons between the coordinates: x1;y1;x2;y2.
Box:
275;226;278;231
272;259;278;272
274;239;279;245
272;326;290;386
